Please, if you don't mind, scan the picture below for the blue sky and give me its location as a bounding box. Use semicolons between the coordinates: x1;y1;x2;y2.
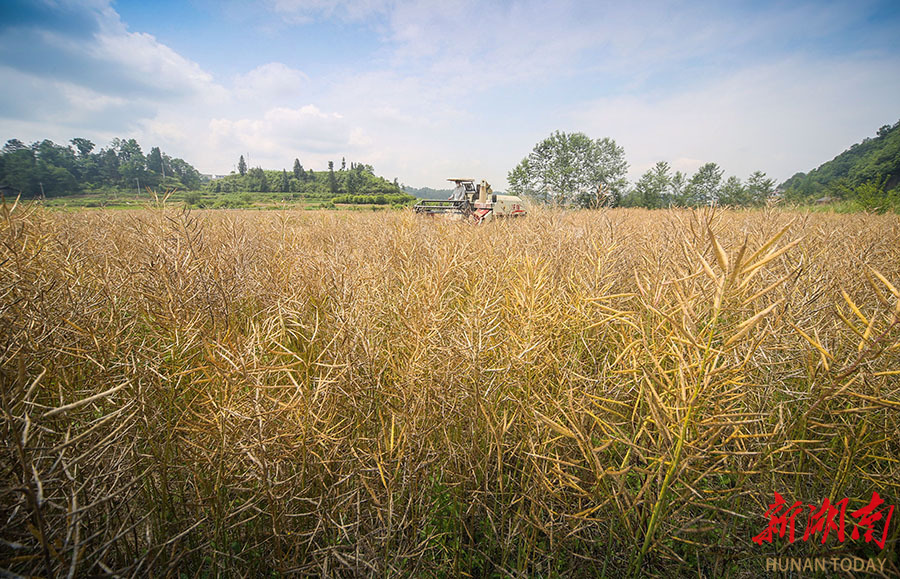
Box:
1;0;899;188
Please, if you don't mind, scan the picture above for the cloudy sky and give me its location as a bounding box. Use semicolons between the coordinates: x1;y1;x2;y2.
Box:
1;0;898;189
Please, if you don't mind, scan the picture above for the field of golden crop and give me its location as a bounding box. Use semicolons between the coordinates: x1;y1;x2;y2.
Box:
1;202;898;577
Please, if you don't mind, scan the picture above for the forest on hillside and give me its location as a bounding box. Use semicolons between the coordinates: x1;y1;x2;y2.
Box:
0;138;202;197
780;120;900;207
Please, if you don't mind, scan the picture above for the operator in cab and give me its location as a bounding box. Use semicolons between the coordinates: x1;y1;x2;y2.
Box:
449;182;466;202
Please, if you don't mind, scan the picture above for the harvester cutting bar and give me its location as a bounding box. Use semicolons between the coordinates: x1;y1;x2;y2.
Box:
413;199;471;215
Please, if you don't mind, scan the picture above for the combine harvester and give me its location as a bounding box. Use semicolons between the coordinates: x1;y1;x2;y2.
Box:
414;178;527;224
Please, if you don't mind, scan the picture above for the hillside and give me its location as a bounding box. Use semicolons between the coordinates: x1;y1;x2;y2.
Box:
781;120;900;203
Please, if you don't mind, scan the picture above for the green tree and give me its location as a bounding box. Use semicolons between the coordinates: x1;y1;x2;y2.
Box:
37;165;77;196
147;146;164;175
745;171;775;207
33;140;78;196
70;138;99;183
168;157;202;189
327;161;338;194
717;176;746;206
0;140;36;194
70;138;95;158
238;155;247;176
293;158;304;180
508;131;628;207
684;163;724;206
98;147;120;185
36;139;77;174
116;139;147;189
670;171;687;206
853;178;897;213
633;161;673;208
248;167;268;192
347;166;362;195
280;169;290;193
0;139;84;196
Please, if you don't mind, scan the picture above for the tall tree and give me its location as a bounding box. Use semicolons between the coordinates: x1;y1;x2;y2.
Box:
98;147;120;184
280;169;290;193
633;161;673;208
292;158;303;180
717;176;746;206
745;171;775;207
147;146;164;176
70;138;95;158
168;157;202;189
670;171;687;206
70;138;98;182
0;141;36;194
327;161;338;194
684;163;724;206
347;168;360;195
36;140;77;175
248;167;268;192
116;139;146;187
238;155;247;176
2;139;28;153
508;131;628;207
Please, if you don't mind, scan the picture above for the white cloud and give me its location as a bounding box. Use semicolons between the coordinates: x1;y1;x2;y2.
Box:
233;63;309;105
2;0;898;190
267;0;392;22
92;31;222;98
207;105;362;168
385;0;596;88
0;0;228;153
59;83;128;112
570;56;900;183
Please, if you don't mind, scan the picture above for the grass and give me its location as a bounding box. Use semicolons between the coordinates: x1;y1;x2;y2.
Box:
1;202;898;577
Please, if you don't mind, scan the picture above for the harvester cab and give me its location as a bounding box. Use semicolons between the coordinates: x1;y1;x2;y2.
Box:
414;178;527;224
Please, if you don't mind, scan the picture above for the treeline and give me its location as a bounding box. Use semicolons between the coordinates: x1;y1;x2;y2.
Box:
211;156;415;204
0;138;202;197
508;131;776;209
511;124;900;212
620;162;775;208
780;120;900;210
